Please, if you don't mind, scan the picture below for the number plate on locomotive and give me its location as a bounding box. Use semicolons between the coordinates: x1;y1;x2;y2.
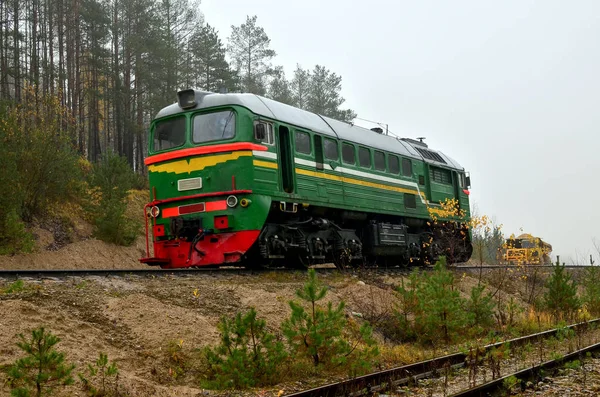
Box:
178;177;202;191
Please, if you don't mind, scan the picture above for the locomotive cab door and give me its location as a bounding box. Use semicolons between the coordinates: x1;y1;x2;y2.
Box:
277;126;295;194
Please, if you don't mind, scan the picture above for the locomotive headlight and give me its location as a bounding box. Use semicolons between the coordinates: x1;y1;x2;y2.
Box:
177;89;197;109
240;198;251;207
226;195;238;208
150;206;160;218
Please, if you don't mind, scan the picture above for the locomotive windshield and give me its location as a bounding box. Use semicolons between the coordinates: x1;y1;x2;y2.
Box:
193;110;236;143
153;116;186;152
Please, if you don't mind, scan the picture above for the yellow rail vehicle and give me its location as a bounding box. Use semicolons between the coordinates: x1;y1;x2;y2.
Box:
501;234;552;265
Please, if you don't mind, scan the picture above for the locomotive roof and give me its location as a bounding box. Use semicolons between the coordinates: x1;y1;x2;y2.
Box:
154;91;464;171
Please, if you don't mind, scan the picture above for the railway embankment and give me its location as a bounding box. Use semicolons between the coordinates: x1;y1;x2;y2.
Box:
1;254;599;396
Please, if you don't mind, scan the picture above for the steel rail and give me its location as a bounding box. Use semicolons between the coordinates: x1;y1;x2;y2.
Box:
450;341;600;397
0;263;593;278
283;318;600;397
0;264;444;279
0;267;327;278
453;264;596;269
0;263;594;281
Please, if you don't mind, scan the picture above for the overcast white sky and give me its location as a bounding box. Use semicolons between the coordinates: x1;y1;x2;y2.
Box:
200;0;600;263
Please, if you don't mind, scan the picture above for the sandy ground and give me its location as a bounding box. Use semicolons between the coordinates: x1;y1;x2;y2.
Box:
0;236;149;270
0;269;392;397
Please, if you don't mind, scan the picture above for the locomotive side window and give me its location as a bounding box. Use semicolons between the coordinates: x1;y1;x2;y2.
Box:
342;143;355;164
295;131;311;154
358;147;371;168
374;151;385;171
324;138;339;160
254;121;274;145
404;193;417;209
402;158;412;177
192;110;235;143
388;155;400;174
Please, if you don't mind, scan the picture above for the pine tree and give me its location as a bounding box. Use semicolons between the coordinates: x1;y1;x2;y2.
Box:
227;15;276;95
395;270;421;340
282;269;377;369
306;65;356;122
466;285;495;331
290;64;311;108
204;308;286;389
544;256;580;322
266;66;293;104
78;352;120;397
8;327;75;397
87;150;138;245
188;24;236;93
415;256;468;344
583;266;600;315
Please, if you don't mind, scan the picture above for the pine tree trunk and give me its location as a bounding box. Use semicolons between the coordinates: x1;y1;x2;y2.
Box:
48;0;55;96
13;0;20;101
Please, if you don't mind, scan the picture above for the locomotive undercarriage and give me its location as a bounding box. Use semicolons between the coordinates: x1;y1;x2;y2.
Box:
245;204;472;269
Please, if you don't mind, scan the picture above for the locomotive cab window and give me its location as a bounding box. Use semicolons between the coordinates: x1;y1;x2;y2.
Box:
192;110;235;144
374;151;385;171
389;155;400;174
295;131;311;154
358;147;371;168
254;121;274;145
402;158;412;177
459;173;467;188
324;138;339;160
342;143;355;164
153;116;187;152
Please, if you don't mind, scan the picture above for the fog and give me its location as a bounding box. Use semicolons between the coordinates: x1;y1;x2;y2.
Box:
201;0;600;262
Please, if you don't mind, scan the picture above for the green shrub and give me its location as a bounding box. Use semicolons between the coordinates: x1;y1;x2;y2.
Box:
0;90;81;254
282;269;378;373
2;280;26;294
414;257;469;344
0;210;34;255
8;327;75;397
78;352;123;396
544;256;580;322
582;266;600;315
395;270;421;341
204;308;287;389
87;151;138;246
466;285;495;331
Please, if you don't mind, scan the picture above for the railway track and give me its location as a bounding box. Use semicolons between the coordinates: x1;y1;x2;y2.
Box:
0;263;594;280
283;318;600;397
451;341;600;396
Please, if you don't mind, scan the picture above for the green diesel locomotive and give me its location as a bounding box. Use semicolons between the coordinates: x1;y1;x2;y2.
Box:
140;89;473;269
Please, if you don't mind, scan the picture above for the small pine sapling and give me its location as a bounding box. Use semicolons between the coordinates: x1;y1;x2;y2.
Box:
582;266;600;315
204;308;286;389
414;256;469;344
282;268;378;372
78;352;121;396
8;327;75;397
466;285;496;333
544;256;580;323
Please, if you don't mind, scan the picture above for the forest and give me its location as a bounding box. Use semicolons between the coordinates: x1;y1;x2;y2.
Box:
0;0;356;172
